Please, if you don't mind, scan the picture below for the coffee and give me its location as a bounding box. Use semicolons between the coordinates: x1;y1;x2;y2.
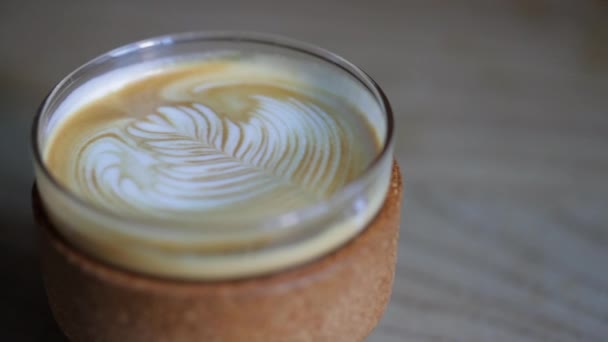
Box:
44;58;380;222
34;34;398;342
36;50;391;279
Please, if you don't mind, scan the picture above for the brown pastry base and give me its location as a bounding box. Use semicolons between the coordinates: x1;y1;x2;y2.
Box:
34;162;402;342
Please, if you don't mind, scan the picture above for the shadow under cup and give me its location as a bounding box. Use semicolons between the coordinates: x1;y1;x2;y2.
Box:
31;32;401;342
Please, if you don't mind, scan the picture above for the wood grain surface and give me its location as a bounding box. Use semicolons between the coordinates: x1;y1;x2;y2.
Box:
1;0;607;341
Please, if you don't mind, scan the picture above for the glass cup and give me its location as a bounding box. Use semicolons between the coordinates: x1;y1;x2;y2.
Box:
32;32;401;342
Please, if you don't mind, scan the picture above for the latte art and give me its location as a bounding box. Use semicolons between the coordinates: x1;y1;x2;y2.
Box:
46;60;379;222
76;98;355;219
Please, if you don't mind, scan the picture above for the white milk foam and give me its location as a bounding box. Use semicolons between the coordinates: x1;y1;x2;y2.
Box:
77;99;343;217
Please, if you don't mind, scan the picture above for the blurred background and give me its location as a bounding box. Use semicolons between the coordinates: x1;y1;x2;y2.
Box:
1;0;607;341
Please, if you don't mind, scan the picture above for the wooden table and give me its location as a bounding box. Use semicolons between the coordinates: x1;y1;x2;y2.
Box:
1;1;606;340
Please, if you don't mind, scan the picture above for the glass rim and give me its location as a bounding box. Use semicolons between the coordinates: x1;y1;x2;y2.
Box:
31;31;395;237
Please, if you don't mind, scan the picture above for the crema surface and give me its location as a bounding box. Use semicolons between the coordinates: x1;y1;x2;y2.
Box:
44;58;381;223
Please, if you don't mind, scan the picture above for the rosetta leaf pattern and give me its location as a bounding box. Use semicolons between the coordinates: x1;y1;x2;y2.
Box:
76;96;350;217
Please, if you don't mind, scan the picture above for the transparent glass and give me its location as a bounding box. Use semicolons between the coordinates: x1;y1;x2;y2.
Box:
32;32;395;280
